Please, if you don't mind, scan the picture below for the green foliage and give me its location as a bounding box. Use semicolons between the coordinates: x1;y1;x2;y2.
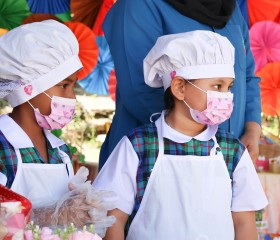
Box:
262;113;280;140
55;101;102;163
51;129;62;138
0;99;10;115
255;210;263;221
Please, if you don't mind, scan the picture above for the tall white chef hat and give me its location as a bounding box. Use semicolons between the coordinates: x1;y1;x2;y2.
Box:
0;20;82;107
144;30;235;91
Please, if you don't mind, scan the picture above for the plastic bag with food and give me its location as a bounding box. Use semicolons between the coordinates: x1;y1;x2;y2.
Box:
31;167;116;238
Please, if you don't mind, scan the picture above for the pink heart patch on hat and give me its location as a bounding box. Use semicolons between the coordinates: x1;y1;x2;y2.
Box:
170;70;176;79
24;85;33;95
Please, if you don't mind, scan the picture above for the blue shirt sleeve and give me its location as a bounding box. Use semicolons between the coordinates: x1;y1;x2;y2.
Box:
236;4;262;125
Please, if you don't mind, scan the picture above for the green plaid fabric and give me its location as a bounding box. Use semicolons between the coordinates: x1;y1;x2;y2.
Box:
125;122;245;233
0;130;70;188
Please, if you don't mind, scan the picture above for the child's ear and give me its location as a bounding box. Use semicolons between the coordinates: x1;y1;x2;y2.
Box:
170;77;186;100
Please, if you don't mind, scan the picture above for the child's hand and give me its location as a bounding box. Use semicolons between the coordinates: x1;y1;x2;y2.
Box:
69;166;90;189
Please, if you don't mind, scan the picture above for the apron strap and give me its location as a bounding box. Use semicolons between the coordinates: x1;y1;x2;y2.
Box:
57;148;74;177
210;136;223;157
155;119;164;157
11;148;24;190
15;148;23;166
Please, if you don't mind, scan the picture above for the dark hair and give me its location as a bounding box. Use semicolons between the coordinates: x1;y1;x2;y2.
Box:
164;87;175;110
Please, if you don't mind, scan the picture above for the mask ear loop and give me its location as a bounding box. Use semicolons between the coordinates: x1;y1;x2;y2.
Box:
183;80;205;110
186;80;207;93
182;100;192;110
27;92;52;111
27;101;36;110
43;92;52;99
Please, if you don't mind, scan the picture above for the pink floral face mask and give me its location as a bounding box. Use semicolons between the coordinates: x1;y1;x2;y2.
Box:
28;92;76;130
183;81;233;125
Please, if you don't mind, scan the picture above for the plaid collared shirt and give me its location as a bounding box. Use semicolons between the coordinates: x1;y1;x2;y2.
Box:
125;122;245;233
0;130;70;188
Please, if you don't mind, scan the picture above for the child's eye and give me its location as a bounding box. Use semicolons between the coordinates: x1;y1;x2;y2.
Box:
60;84;68;89
213;85;220;89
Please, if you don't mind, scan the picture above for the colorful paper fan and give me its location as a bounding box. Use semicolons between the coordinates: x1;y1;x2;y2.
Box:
0;0;31;30
26;0;70;14
108;70;117;101
71;0;103;28
92;0;115;36
256;62;280;116
248;0;280;26
249;21;280;72
65;22;99;80
55;10;72;22
22;14;63;25
0;28;8;36
78;36;114;95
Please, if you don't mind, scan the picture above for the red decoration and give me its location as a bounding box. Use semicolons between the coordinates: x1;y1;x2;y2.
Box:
92;0;115;36
248;0;280;26
108;69;116;101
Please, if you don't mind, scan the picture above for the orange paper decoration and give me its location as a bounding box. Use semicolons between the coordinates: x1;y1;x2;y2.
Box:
248;0;280;26
66;21;99;80
256;62;280;116
0;28;8;36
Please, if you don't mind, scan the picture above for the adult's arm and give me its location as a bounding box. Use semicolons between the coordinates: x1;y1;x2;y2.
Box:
103;0;165;124
240;122;261;162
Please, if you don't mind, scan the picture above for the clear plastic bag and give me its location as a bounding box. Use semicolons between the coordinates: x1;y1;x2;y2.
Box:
31;167;116;238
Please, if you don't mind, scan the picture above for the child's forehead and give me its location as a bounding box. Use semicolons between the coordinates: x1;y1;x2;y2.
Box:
195;77;234;81
60;72;79;82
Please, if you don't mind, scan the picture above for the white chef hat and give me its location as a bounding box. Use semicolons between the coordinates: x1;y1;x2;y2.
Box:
144;30;235;91
0;20;83;107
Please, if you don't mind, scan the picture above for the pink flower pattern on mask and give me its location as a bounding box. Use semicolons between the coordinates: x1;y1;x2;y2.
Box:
190;91;233;125
35;96;76;130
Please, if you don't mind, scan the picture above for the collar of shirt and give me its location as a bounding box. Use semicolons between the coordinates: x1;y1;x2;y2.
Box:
0;114;65;149
158;111;218;143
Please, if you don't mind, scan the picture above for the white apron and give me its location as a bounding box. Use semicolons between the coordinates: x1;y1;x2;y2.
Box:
127;120;234;240
0;115;74;209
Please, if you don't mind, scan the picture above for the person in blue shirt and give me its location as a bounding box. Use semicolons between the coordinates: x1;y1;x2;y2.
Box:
99;0;261;170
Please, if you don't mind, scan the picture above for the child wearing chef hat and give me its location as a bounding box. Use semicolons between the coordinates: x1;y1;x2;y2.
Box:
93;30;268;240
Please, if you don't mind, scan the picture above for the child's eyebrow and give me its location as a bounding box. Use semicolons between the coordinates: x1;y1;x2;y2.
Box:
215;78;234;84
63;77;77;83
